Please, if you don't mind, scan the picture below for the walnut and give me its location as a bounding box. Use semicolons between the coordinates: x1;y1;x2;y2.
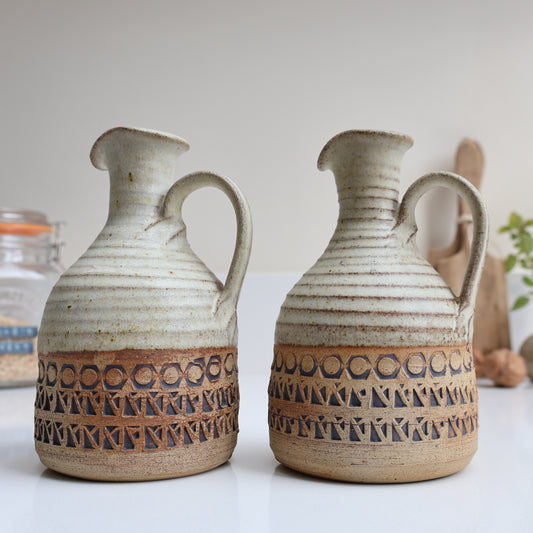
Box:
473;348;485;377
484;349;528;387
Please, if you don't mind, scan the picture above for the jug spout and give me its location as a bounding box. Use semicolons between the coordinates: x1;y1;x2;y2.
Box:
91;127;190;173
90;127;190;220
317;130;413;177
318;130;413;231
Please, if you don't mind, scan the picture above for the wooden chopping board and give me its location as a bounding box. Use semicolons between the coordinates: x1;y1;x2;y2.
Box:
428;139;510;354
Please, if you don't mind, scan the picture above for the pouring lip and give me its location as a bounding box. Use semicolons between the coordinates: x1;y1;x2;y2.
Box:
90;126;190;170
317;129;414;171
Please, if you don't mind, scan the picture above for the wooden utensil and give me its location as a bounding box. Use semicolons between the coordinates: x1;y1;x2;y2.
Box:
428;139;511;354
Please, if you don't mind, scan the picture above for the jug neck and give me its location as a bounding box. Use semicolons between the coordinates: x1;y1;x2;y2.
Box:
107;165;175;221
318;130;413;233
90;127;190;222
335;169;401;231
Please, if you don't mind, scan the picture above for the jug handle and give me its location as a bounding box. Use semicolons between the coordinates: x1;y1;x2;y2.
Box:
163;171;252;319
395;172;488;319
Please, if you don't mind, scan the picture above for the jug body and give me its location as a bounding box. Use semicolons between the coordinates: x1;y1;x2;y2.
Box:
269;130;488;482
35;127;252;481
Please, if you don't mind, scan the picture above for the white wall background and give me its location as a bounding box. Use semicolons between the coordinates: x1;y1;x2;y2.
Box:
1;0;532;274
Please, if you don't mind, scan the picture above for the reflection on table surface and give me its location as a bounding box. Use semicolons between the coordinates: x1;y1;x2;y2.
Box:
1;376;532;533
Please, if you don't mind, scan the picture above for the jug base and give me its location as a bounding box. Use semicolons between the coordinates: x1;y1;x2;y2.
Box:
270;432;475;483
34;347;240;481
36;436;237;481
268;343;478;483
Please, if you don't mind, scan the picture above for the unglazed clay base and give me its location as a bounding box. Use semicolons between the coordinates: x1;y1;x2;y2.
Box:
270;434;475;483
36;437;237;481
268;344;478;483
35;347;238;481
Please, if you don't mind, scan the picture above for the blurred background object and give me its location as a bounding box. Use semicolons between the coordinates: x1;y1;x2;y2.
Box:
519;335;533;379
428;139;511;355
0;208;63;387
484;348;528;387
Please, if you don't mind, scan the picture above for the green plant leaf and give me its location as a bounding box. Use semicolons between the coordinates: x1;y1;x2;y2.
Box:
499;225;511;233
505;254;517;272
512;295;530;310
526;219;533;226
519;232;533;254
510;212;523;228
523;276;533;286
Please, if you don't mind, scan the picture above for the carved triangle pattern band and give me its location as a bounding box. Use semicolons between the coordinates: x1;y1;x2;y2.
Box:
35;348;238;452
268;344;477;444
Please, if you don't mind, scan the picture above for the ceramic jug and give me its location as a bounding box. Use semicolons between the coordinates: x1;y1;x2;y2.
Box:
269;130;488;483
34;127;252;481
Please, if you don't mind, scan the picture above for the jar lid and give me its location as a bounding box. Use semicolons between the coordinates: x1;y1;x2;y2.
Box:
0;208;52;235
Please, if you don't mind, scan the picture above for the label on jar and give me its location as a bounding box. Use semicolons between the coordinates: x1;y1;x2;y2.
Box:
0;326;38;355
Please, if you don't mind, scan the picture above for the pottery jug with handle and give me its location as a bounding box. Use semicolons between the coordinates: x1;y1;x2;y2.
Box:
268;130;488;483
35;127;252;481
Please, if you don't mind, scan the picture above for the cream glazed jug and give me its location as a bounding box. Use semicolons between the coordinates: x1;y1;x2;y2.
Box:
35;127;252;481
268;130;488;483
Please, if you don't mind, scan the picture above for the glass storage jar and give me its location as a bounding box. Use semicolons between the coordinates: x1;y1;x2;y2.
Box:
0;208;63;387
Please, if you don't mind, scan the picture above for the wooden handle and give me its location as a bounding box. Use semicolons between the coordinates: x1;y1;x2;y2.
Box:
455;138;484;216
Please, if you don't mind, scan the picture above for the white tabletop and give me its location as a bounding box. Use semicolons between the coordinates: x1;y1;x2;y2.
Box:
1;375;532;533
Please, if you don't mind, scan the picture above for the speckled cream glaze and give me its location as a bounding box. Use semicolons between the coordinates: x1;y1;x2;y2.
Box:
275;130;488;347
270;130;488;483
35;127;252;480
39;127;252;353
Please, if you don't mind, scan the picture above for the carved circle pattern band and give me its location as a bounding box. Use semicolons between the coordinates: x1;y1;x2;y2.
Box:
35;348;238;452
269;345;477;444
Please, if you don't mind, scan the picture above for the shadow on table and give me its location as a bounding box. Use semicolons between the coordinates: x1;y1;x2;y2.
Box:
267;463;483;532
271;463;464;485
230;438;277;476
0;427;44;479
32;460;240;530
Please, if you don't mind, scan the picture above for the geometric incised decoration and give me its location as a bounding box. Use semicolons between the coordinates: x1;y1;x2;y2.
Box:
35;347;238;452
268;376;477;409
268;408;478;443
270;345;473;380
268;344;477;445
